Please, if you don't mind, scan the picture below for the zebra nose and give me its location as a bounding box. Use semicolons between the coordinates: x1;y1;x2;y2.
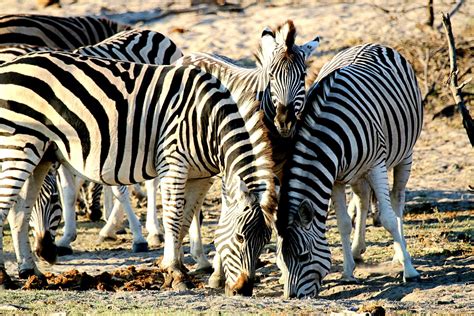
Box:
225;273;254;296
35;230;58;264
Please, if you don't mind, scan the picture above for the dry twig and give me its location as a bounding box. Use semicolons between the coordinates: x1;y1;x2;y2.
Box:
441;13;474;146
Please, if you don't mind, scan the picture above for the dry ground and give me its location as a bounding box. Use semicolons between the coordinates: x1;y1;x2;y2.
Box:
1;0;473;314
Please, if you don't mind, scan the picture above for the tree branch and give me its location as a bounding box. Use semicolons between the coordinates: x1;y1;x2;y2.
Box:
441;13;474;146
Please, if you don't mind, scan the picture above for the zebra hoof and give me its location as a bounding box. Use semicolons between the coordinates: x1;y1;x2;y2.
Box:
18;269;36;280
403;274;421;283
194;265;214;274
132;242;149;253
0;268;13;290
57;246;74;256
340;275;359;284
208;274;225;289
172;281;190;291
147;234;164;247
98;235;117;243
354;257;364;264
116;228;127;235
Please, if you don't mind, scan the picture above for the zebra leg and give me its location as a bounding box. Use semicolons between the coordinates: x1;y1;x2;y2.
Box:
189;210;212;272
98;193;123;241
8;159;53;280
100;186;148;253
102;185;114;221
160;176;190;291
370;191;382;227
85;182;102;222
0;136;51;288
178;178;214;273
350;180;370;262
368;162;420;282
209;252;224;288
390;156;412;265
332;183;357;282
145;178;164;247
55;166;82;256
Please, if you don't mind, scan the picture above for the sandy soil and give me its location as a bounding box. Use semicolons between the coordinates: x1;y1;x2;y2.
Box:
1;0;473;314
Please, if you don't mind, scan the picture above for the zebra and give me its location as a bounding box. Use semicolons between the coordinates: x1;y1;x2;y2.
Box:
0;14;130;49
276;43;422;298
175;20;319;277
0;50;276;295
0;29;184;260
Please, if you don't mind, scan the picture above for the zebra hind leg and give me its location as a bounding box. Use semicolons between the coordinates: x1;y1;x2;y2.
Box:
85;182;102;222
368;162;420;282
100;186;148;253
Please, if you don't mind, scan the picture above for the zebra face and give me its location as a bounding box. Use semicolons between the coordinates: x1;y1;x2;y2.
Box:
260;21;320;139
216;181;272;296
277;199;331;298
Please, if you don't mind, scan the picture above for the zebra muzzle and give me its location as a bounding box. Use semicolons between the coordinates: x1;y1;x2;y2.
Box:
35;230;58;264
225;273;254;296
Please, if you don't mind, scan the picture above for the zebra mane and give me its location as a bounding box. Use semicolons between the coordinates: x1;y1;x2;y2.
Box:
239;94;278;226
254;20;298;67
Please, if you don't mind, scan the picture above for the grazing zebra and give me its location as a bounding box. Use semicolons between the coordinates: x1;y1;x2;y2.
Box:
0;29;184;259
0;14;130;49
176;20;319;278
0;50;276;295
276;44;422;298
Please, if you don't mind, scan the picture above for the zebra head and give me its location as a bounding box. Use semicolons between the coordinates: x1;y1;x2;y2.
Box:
258;20;319;138
276;198;331;298
29;170;62;264
215;175;273;296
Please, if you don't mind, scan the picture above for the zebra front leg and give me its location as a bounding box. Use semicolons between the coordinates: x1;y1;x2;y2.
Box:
178;178;214;273
208;252;225;288
100;186;148;253
189;210;212;272
332;183;357;282
160;176;190;291
368;163;420;282
8;159;53;280
55;166;81;256
350;180;371;263
145;178;164;247
0;138;49;289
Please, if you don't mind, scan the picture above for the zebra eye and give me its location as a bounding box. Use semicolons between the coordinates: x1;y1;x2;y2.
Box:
269;73;275;80
299;251;310;262
236;233;245;244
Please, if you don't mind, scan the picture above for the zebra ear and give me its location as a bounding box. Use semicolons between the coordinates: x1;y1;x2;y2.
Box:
296;199;314;227
300;36;320;60
261;26;277;61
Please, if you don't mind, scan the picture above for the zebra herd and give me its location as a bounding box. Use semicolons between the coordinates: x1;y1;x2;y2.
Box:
0;14;422;298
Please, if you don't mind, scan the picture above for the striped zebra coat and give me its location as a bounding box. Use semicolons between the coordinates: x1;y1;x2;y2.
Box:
0;51;276;295
0;29;184;263
175;20;319;281
276;44;423;298
0;14;130;49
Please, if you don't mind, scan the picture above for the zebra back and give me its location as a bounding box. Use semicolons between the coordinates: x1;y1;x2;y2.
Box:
74;29;183;65
0;14;130;49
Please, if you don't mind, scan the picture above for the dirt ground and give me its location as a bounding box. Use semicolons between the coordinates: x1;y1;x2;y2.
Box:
1;0;473;314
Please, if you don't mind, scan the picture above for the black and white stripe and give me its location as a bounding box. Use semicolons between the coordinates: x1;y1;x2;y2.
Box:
0;51;276;295
0;14;130;49
177;20;319;281
276;44;423;298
